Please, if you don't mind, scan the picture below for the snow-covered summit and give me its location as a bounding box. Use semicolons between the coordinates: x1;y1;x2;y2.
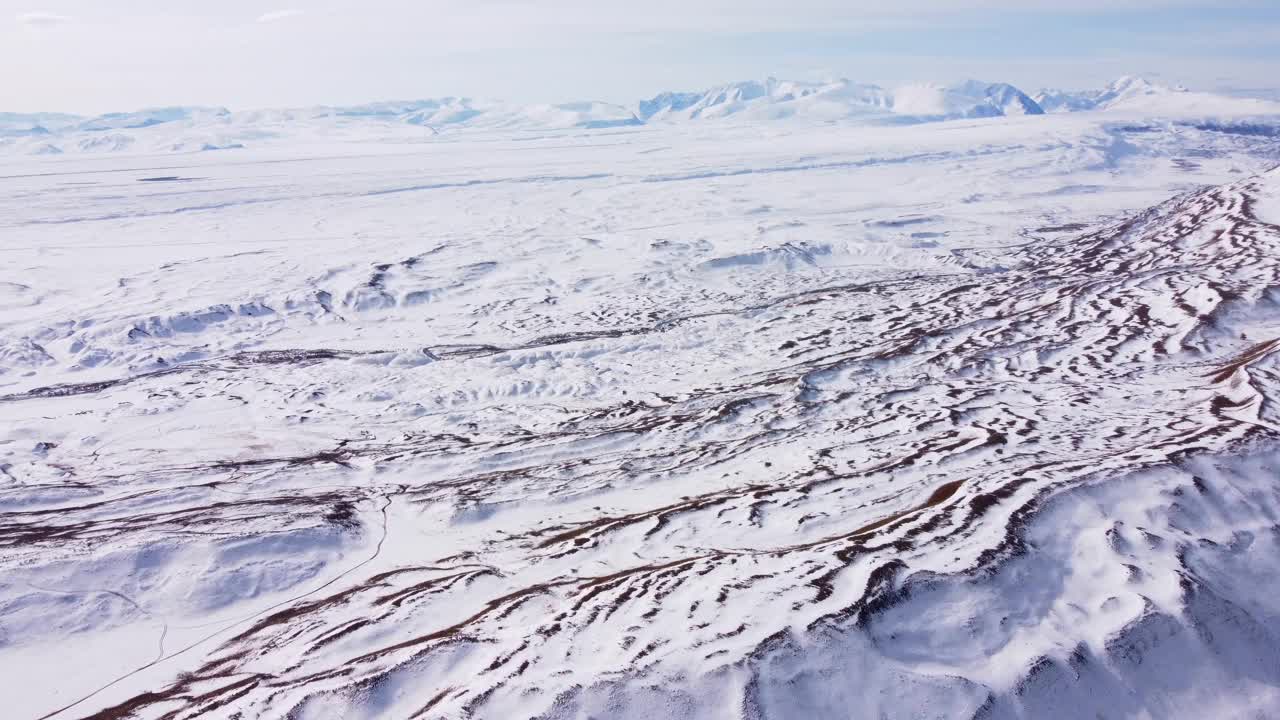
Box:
1036;76;1181;112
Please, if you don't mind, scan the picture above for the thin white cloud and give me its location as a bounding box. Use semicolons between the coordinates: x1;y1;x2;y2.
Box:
17;11;73;29
256;9;303;23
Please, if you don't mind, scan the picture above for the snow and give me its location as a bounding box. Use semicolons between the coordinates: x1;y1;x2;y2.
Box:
3;83;1280;719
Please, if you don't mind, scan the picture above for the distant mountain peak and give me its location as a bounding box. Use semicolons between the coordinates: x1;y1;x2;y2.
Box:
1035;75;1277;115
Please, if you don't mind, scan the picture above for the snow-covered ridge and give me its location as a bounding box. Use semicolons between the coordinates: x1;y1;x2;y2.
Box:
6;75;1280;157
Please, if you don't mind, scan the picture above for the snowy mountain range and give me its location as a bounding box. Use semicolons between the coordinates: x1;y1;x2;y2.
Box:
5;76;1280;157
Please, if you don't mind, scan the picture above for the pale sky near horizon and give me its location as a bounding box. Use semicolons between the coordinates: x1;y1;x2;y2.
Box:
4;0;1280;114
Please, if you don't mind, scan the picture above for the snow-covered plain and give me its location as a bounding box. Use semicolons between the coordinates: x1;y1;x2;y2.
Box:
4;79;1280;719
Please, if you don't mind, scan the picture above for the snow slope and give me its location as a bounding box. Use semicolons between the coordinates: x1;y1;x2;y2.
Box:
2;103;1280;719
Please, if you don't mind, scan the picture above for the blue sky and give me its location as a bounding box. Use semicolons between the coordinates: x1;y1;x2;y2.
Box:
5;1;1280;113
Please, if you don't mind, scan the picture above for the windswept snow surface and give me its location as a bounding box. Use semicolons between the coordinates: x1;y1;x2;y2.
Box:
3;106;1280;719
